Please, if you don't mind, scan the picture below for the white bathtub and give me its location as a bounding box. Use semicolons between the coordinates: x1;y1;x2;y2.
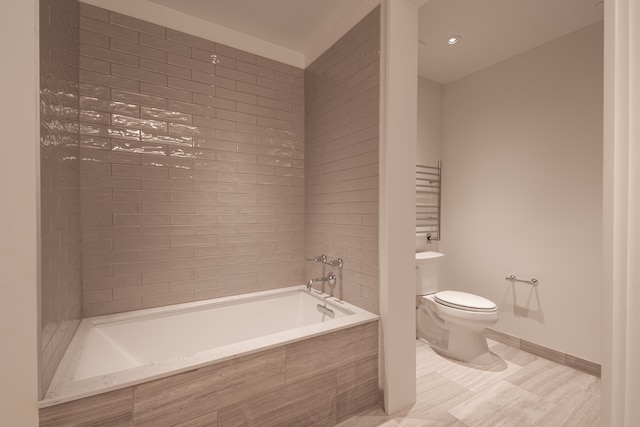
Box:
40;285;378;407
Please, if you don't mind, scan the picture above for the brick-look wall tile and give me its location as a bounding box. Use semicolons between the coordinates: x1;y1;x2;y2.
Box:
40;0;82;396
305;7;380;314
79;6;305;316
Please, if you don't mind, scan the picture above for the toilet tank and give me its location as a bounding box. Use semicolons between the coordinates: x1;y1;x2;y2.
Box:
415;251;444;295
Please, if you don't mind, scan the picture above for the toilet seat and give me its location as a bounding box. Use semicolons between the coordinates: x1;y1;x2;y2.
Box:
434;291;496;312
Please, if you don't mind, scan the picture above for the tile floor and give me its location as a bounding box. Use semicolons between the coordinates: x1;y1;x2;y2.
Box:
337;339;600;426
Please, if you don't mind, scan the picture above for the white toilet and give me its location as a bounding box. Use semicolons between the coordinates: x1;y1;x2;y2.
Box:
415;251;498;366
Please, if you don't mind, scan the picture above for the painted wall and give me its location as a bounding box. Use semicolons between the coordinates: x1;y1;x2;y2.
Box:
416;76;443;253
77;4;306;316
305;7;380;314
440;22;603;363
416;77;443;166
0;0;40;424
39;0;83;395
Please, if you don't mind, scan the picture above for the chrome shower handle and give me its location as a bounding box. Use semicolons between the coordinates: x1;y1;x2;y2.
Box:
325;258;343;268
306;254;327;263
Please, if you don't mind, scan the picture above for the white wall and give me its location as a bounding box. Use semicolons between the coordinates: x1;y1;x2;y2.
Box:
0;0;41;425
440;22;603;363
417;77;443;166
416;77;443;252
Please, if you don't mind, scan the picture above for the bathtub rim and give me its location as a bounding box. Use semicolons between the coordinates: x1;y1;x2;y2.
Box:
39;285;379;408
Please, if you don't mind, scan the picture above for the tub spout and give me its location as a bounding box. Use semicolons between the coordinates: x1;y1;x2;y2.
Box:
306;273;336;291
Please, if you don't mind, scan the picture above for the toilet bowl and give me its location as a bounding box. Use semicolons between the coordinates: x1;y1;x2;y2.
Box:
415;251;498;366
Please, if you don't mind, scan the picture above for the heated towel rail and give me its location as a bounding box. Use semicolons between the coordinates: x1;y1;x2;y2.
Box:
416;161;441;241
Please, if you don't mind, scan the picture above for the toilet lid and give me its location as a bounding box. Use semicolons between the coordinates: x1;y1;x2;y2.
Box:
434;291;497;312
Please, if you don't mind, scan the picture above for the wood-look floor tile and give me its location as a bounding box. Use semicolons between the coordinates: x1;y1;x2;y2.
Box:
534;377;600;426
504;357;599;403
393;414;467;426
487;341;537;367
334;407;396;427
415;340;462;375
448;381;555;427
423;353;520;393
341;339;600;427
404;372;472;419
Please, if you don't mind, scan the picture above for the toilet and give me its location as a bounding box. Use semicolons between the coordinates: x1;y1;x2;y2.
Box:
415;251;498;366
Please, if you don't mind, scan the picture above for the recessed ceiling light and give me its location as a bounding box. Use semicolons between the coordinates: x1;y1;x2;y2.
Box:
446;35;461;45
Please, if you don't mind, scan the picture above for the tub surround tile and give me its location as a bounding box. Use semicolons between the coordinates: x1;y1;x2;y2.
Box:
45;6;382;426
218;370;337;427
40;299;378;427
40;388;134;427
78;6;304;320
166;28;215;51
172;412;218;427
139;33;191;56
80;16;139;42
111;37;167;62
336;356;379;423
109;12;166;38
285;321;378;384
83;298;143;318
305;7;380;315
40;0;82;397
133;348;286;426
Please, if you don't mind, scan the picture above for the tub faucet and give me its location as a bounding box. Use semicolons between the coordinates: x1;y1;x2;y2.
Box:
306;272;336;291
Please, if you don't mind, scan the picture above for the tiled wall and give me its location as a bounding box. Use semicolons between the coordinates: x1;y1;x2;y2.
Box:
78;4;305;316
40;320;379;426
40;0;82;396
305;7;380;314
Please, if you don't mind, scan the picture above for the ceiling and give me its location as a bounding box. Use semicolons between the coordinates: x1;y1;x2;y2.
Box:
418;0;604;84
147;0;604;85
147;0;363;54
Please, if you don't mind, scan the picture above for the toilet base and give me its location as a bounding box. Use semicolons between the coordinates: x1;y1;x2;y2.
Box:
416;295;496;366
421;323;493;366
